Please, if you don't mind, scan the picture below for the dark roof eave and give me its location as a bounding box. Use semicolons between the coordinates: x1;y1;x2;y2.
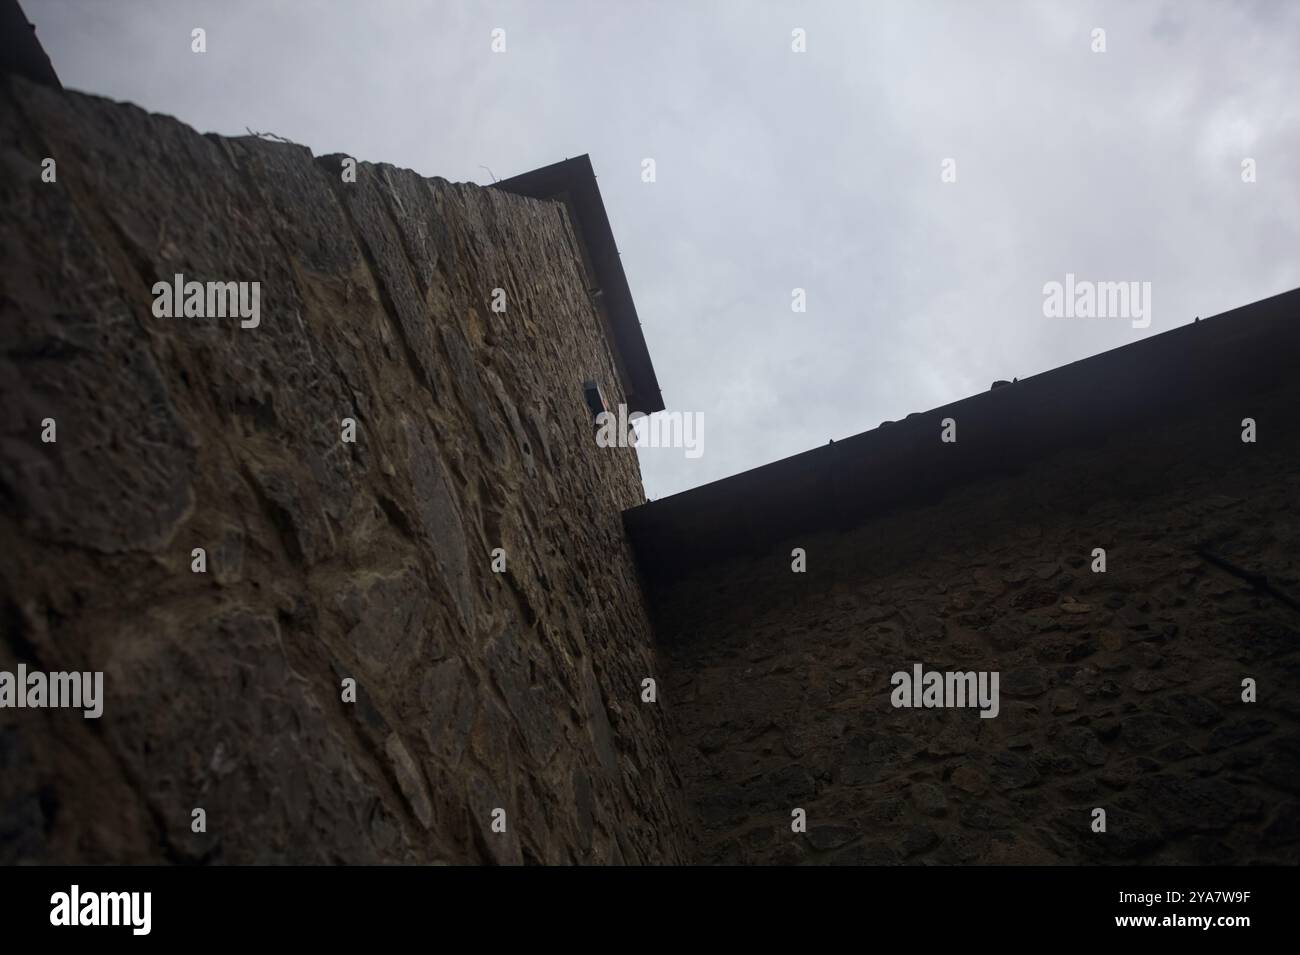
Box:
625;286;1300;581
0;0;62;88
492;155;664;415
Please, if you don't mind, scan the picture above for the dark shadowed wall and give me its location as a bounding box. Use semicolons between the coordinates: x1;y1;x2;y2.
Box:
651;379;1300;864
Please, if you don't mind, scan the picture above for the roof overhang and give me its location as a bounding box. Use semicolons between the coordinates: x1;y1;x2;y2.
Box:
492;155;664;415
0;0;62;88
625;287;1300;581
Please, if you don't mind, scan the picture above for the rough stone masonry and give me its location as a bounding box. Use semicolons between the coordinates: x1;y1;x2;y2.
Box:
2;71;1298;868
637;341;1300;865
0;74;688;864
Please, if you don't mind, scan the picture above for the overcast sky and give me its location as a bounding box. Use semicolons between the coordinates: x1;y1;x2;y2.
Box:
27;0;1300;500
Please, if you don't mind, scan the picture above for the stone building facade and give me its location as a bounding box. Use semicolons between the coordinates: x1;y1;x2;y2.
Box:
0;74;686;864
644;389;1300;864
626;289;1300;866
1;62;1297;866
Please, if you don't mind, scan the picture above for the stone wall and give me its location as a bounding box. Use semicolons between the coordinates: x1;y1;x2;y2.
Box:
653;381;1300;864
0;76;688;864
